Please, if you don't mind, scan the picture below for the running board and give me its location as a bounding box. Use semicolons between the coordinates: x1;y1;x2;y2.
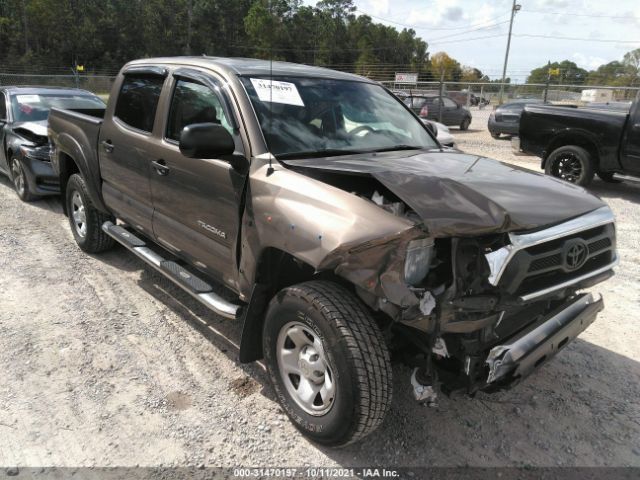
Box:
102;221;241;319
612;173;640;184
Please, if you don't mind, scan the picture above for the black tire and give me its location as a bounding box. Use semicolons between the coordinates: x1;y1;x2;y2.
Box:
263;281;392;446
10;156;37;202
490;132;500;139
545;145;595;186
460;116;471;130
596;171;622;183
65;173;115;253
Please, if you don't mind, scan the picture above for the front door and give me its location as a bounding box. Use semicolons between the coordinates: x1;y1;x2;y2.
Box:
620;102;640;175
150;73;246;288
98;71;166;235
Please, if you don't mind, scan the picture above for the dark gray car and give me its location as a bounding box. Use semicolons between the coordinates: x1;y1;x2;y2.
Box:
404;94;472;129
0;87;105;201
488;98;544;138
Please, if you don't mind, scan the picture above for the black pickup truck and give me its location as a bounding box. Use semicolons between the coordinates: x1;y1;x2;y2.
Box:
49;57;617;446
517;98;640;185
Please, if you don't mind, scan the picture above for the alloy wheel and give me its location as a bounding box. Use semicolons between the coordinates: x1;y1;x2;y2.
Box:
554;153;583;183
11;159;25;197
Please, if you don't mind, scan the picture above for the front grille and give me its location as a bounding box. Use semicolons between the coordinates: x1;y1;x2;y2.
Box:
499;223;616;297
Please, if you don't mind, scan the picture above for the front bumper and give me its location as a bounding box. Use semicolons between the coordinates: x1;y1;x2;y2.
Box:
484;292;603;388
20;153;60;196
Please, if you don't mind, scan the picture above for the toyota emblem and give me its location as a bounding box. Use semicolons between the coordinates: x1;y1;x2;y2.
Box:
564;240;588;271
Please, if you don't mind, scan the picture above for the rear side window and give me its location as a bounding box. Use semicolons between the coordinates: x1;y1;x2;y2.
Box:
114;74;165;132
0;95;6;119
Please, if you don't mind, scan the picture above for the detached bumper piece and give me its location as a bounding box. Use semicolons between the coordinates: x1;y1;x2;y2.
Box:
484;292;603;388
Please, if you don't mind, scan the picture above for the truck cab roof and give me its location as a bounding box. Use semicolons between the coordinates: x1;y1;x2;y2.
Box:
124;56;374;83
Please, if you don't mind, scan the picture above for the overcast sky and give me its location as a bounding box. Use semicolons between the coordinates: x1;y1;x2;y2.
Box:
305;0;640;80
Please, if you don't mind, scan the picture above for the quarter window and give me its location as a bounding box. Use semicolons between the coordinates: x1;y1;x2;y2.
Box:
114;74;165;132
166;78;232;142
443;98;457;108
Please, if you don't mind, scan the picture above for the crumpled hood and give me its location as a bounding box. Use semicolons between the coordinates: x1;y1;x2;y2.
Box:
13;120;48;138
285;150;606;237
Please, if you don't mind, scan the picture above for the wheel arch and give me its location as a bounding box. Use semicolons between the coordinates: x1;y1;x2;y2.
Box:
239;247;347;363
542;132;600;170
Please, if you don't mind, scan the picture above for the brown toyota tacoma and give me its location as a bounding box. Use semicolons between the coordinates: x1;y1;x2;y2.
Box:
48;57;618;446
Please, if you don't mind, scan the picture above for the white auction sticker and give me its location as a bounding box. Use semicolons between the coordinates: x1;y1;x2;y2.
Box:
16;94;41;103
250;78;304;107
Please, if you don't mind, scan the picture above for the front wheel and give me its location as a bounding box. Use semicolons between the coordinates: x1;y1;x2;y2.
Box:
460;116;471;130
545;145;595;186
10;157;37;202
65;173;115;253
263;281;392;446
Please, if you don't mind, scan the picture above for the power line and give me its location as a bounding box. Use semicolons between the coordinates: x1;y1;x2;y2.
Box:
515;33;640;43
428;20;510;41
430;33;507;45
521;9;637;20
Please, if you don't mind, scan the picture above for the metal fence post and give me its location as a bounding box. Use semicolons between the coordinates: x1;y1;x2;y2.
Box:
438;71;445;123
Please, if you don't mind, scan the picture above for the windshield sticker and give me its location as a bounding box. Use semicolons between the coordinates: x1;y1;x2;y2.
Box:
250;78;304;107
16;94;41;103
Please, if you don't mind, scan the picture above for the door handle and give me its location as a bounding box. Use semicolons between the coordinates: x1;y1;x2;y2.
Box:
151;159;170;176
101;140;114;153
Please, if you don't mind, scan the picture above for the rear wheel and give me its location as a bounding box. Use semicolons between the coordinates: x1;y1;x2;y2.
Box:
263;281;392;446
545;145;595;186
460;116;471;130
65;173;115;253
10;156;37;202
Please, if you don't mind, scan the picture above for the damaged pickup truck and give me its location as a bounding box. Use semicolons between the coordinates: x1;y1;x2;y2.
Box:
48;57;618;446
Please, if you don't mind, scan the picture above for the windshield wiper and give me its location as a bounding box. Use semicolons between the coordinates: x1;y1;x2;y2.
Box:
277;148;365;160
367;145;424;153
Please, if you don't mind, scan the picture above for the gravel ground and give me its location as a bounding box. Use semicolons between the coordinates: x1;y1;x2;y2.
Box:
1;118;639;469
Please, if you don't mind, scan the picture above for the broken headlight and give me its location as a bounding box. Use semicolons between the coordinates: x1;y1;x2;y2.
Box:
404;238;434;286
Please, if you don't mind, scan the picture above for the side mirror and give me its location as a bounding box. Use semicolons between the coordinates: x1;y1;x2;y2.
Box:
423;121;436;136
179;123;235;159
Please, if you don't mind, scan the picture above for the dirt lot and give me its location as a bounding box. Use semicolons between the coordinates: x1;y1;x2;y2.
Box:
1;118;639;468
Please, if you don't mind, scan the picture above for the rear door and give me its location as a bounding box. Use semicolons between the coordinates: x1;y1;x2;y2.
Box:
442;97;460;125
620;100;640;175
149;69;247;288
98;68;167;235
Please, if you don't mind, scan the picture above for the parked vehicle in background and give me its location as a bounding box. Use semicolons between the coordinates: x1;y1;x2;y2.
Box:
422;118;455;147
403;94;472;129
0;87;105;201
50;57;616;446
517;98;640;185
488;98;545;139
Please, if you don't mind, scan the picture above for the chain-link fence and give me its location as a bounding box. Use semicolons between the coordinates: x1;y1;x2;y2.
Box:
381;80;640;131
0;73;116;96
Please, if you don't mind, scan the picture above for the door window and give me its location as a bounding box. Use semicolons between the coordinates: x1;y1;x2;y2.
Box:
0;95;6;120
166;79;232;142
114;74;165;132
443;98;457;108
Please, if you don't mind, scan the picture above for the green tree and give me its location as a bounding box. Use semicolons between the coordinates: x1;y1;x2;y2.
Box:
527;60;588;85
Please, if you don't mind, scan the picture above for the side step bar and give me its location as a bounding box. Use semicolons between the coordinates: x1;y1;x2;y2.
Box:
102;221;241;319
613;173;640;184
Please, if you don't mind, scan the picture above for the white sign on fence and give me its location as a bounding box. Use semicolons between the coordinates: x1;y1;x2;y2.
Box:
395;72;418;83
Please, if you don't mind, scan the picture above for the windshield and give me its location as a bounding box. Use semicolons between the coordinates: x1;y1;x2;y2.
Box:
11;93;105;122
241;76;438;158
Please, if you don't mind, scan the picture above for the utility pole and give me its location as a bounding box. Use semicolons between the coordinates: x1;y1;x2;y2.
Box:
498;0;521;104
